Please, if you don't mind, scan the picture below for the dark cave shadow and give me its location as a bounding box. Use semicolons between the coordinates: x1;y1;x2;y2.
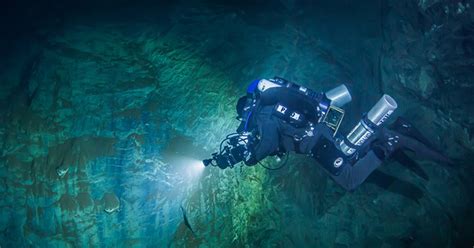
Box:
366;170;424;203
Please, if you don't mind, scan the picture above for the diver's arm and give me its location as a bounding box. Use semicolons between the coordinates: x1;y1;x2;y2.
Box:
244;106;280;165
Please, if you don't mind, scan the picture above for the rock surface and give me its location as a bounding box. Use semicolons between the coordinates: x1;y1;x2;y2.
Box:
0;0;473;247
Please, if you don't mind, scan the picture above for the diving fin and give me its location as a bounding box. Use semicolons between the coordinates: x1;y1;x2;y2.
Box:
392;150;429;180
388;117;453;165
389;117;437;151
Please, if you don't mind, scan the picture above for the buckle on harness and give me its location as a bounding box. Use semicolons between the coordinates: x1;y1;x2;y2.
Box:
273;103;306;127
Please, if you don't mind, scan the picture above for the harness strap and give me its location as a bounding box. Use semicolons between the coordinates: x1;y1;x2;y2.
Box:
342;136;362;153
362;113;380;131
272;103;307;128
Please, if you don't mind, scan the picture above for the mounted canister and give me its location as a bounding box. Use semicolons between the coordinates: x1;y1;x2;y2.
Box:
318;84;352;117
339;94;398;156
325;84;352;107
318;84;352;134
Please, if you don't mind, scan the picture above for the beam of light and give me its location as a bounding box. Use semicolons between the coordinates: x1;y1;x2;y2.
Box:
168;156;206;183
182;158;205;179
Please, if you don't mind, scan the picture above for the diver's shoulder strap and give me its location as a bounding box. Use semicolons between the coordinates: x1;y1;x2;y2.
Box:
256;78;323;123
271;102;307;128
239;97;261;132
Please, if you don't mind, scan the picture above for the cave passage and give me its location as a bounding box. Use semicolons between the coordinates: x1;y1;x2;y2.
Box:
0;0;473;247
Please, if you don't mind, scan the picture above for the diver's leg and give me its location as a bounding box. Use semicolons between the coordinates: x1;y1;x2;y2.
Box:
329;151;383;191
309;123;383;190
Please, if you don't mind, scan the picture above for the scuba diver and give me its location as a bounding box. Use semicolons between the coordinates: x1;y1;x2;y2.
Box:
203;77;451;191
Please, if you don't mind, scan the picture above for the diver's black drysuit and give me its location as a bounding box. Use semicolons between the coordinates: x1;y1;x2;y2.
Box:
237;80;451;191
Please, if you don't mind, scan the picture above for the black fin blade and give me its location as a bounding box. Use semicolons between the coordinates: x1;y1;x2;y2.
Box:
393;150;429;181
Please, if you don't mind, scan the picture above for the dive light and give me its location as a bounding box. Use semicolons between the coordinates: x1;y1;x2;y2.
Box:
339;94;398;156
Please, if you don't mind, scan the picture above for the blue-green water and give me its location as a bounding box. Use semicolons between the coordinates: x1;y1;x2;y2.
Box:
1;1;473;247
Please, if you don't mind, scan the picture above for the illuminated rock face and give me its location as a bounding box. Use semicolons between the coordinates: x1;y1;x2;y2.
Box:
0;1;473;247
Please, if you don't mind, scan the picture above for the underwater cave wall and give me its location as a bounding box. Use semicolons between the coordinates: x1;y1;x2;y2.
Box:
0;0;473;247
381;0;474;154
